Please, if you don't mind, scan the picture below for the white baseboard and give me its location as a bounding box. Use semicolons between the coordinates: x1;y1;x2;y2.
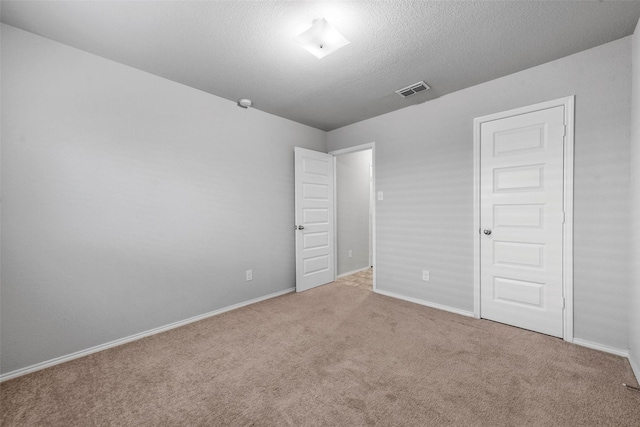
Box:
337;266;371;278
374;289;474;318
572;338;629;358
0;287;295;383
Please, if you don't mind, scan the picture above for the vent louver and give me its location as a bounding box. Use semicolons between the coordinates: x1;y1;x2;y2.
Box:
395;81;430;98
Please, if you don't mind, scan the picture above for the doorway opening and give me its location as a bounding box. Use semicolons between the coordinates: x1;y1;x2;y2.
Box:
331;144;375;292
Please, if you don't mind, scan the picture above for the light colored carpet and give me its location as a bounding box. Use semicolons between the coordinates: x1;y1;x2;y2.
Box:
335;267;373;291
1;279;639;426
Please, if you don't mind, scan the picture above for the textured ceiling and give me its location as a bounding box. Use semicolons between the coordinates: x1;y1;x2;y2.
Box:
2;1;640;131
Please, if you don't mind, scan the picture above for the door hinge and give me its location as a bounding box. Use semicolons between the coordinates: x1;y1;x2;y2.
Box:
562;125;567;137
562;212;565;224
561;298;565;309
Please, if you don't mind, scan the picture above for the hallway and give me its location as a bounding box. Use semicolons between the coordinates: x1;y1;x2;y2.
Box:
335;268;373;292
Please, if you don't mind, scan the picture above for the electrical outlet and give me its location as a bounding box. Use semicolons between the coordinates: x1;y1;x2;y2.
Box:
348;250;352;258
246;270;253;281
422;270;430;282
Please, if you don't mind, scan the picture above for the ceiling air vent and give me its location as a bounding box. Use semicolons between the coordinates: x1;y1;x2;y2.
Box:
395;81;430;98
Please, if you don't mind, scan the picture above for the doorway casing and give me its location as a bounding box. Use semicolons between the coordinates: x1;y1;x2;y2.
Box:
472;96;575;342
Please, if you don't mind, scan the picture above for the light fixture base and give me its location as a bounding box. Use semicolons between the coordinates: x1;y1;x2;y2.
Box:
294;18;350;59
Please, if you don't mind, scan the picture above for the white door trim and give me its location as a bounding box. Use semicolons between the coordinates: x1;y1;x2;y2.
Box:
473;96;575;342
330;143;376;292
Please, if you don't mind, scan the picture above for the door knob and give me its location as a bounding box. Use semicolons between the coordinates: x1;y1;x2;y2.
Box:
296;225;305;230
483;229;492;235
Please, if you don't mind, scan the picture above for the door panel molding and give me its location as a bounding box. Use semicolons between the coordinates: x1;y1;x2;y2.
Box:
473;96;574;342
295;147;335;292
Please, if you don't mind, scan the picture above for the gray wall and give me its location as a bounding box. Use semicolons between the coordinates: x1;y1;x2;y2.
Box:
630;19;640;377
0;25;326;374
328;37;632;350
336;150;372;276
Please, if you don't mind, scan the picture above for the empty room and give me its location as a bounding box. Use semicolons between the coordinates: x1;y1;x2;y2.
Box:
2;1;640;425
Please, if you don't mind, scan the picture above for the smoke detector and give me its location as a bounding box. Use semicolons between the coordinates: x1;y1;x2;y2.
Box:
237;98;252;108
395;81;430;98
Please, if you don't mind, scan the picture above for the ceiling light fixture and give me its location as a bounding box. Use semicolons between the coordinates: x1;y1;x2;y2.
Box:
294;18;350;59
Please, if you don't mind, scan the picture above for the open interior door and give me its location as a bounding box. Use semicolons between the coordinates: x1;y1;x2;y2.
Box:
294;147;335;292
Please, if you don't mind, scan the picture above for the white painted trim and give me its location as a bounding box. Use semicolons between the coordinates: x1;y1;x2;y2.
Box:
369;162;374;268
329;143;376;292
0;288;295;382
337;266;372;278
372;145;376;292
472;96;575;342
629;353;640;383
473;114;481;319
375;289;475;318
562;96;575;342
572;338;629;358
332;155;339;283
330;143;374;157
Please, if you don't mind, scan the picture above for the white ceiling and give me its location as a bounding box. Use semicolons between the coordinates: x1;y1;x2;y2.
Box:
2;1;640;131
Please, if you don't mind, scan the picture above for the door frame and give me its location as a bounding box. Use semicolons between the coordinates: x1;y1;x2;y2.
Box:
472;96;575;342
330;143;376;292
